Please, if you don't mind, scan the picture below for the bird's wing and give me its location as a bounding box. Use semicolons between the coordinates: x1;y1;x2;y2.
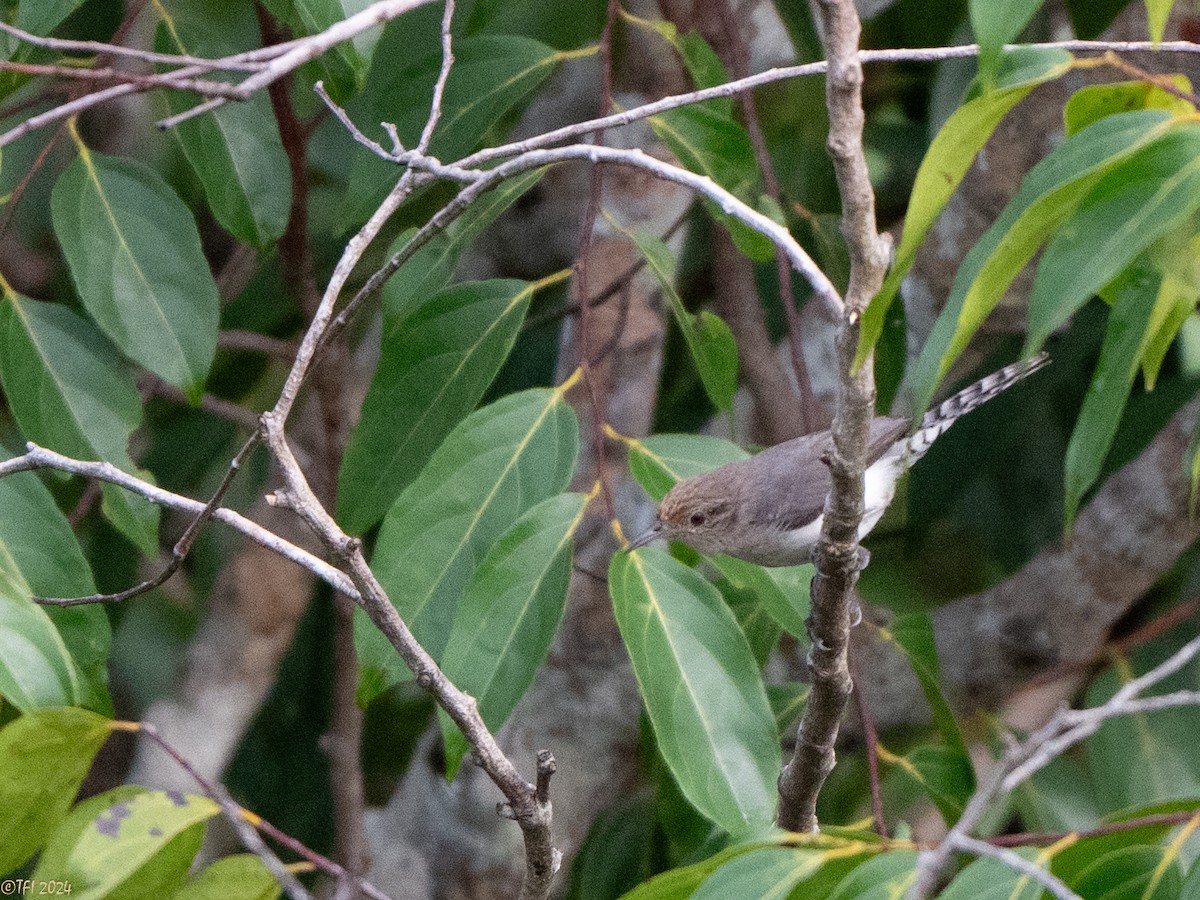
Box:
744;432;833;531
746;418;908;532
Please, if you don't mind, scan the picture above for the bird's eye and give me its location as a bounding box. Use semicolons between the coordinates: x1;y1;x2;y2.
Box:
690;512;707;526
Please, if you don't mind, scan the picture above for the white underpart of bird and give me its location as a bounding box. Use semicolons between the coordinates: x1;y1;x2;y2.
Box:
628;352;1051;566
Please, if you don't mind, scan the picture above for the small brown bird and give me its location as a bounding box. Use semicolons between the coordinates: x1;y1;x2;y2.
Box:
628;353;1050;566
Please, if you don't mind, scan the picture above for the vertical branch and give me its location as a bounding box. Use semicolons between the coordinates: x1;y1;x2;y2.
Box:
707;0;817;432
571;0;622;522
777;0;889;832
257;8;365;894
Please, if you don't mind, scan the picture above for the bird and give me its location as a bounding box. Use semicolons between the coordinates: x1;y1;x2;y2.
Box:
627;352;1050;566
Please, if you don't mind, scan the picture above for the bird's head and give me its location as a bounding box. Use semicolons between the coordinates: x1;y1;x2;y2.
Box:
627;477;739;556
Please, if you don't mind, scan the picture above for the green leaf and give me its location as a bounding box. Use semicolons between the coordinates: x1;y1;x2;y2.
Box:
1050;800;1195;884
285;0;368;98
909;108;1179;414
880;614;969;759
1013;753;1100;835
32;787;218;899
617;839;792;900
1183;853;1200;900
1085;650;1200;811
624;432;749;502
384;168;547;312
565;798;655;900
155;2;291;248
357;385;580;703
439;491;589;777
1071;845;1183;900
347;34;559;221
1140;275;1196;390
15;0;86;37
171;854;281;900
692;847;825;899
884;744;974;826
0;295;159;554
0;449;110;711
51;148;219;400
0;708;112;873
624;12;729;100
338;279;538;533
941;848;1050;900
856;49;1071;368
1024;125;1200;354
649;103;771;261
970;0;1045;86
1064;0;1132;38
1063;265;1163;531
610;549;779;833
707;555;810;641
616;225;738;410
829;850;919;900
1064;78;1197;137
0;550;82;712
1147;0;1176;45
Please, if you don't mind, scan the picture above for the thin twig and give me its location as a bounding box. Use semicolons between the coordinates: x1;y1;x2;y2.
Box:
0;19;266;71
257;8;367;888
908;635;1200;898
322;141;841;354
457;40;1200;171
987;809;1200;848
709;0;816;431
414;0;455;154
218;329;299;359
0;59;248;97
259;412;562;900
0;443;358;600
137;722;313;900
137;722;395;900
522;208;690;331
951;835;1080;900
850;656;887;837
141;375;263;432
570;0;621;524
34;434;262;607
157;0;442;128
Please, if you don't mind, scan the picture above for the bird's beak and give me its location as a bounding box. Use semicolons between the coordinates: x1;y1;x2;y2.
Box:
626;521;663;552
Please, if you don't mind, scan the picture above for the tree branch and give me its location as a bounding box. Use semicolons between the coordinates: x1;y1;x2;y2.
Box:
908;634;1200;898
777;0;889;832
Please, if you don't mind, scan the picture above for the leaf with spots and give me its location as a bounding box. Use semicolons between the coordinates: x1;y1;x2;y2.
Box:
32;787;218;899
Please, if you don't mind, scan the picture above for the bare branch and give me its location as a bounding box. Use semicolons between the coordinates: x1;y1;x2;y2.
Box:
908;634;1200;898
0;19;265;70
415;0;456;154
259;411;561;900
0;443;358;601
138;722;313;900
137;722;394;900
34;434;262;607
158;0;442;128
777;0;885;833
458;40;1200;171
951;835;1080;900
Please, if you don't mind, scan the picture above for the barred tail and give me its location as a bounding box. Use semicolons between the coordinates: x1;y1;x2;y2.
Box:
906;351;1050;461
